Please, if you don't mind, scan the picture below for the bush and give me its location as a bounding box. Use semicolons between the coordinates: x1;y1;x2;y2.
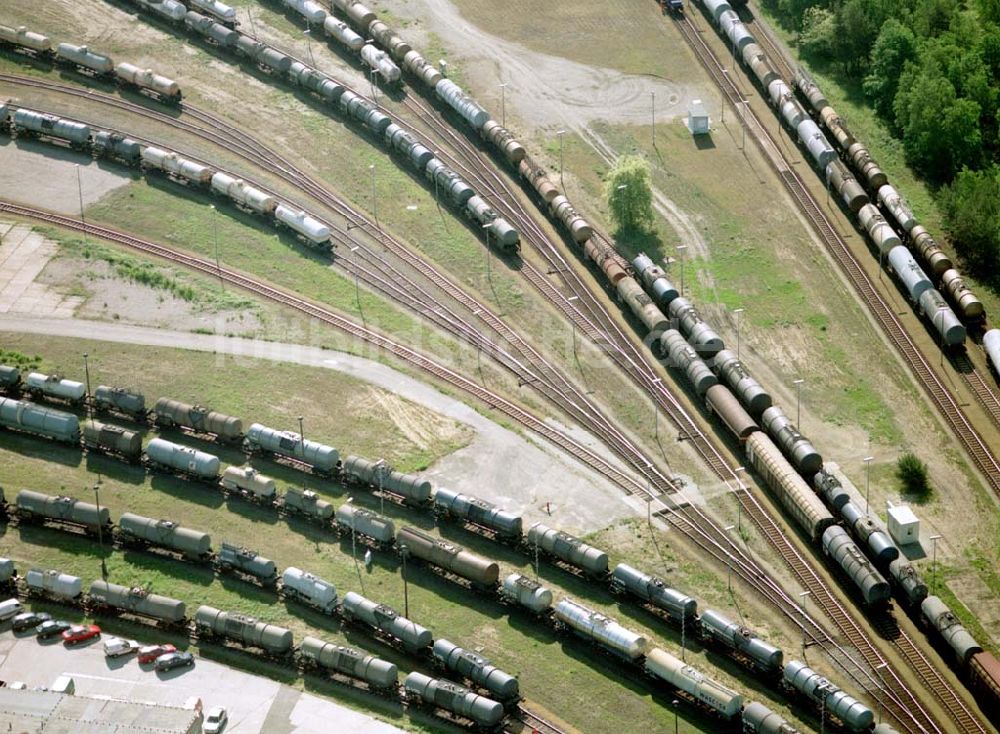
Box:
897;452;932;501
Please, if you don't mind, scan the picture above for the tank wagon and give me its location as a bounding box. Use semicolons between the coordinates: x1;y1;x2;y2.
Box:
659;329;718;396
135;0;188;22
360;43;400;84
244;423;339;475
499;573;553;615
299;636;398;692
24;568;83;603
921;595;982;664
632;253;679;309
83;419;143;462
668;297;724;357
888;557;928;606
220;466;277;504
210;172;276;215
821;526;890;606
342;456;431;506
24;372;86;406
335;504;395;547
15;490;111;534
0;557;15;594
699;609;783;674
433;487;522;541
986;329;1000;378
0;397;81;444
742;701;802;733
404;672;505;731
610;563;697;625
93;385;147;420
280;0;328;25
760;405;822;476
710;350;772;418
643;648;744;720
526;523;609;578
553;598;648;661
396;526;499;591
432;639;520;702
115;62;182;103
183;11;240;46
0;365;21;394
216;542;278;586
0;25;52;56
187;0;239;27
340;590;433;653
280;486;334;520
117;512;213;562
838;501;898;565
88;580;187;627
55;43;114;76
153;397;243;442
783;660;874;731
281;567;338;613
145;437;221;480
194;604;294;657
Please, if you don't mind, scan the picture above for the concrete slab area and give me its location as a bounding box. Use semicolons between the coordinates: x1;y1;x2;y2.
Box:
0;629;404;734
0;221;85;315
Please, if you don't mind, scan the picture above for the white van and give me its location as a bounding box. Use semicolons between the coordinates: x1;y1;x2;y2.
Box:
0;598;24;622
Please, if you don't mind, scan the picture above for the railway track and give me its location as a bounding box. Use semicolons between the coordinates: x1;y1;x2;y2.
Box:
674;9;993;734
512;705;569;734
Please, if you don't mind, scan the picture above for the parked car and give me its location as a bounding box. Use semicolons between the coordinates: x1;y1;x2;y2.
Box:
35;620;72;639
103;637;140;658
203;706;228;733
154;651;194;672
12;611;51;632
63;624;101;645
138;644;176;664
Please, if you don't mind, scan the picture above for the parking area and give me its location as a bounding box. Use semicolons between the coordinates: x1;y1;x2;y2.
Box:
0;628;403;733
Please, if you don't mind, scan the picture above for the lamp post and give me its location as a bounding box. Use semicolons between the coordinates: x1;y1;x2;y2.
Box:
676;245;688;297
369;164;378;223
76;164;87;242
874;661;889;723
798;590;812;659
567;295;579;360
652;377;662;440
303;28;316;67
672;699;680;734
723;525;735;593
733;466;745;531
930;534;942;592
399;543;410;618
794;378;804;427
556;129;566;191
348;245;363;321
210;204;222;290
298;416;305;447
82;352;92;418
863;455;874;516
94;482;108;580
733;307;745;361
499;83;507;129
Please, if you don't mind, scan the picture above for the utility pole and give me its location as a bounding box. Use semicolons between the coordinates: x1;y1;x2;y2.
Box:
400;543;410;618
556;130;566;191
82;352;93;418
499;83;507;129
94;482;108;580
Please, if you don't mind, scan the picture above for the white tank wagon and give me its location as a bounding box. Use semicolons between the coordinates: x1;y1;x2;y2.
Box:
838;501;898;565
141;146;214;185
0;397;81;444
704;384;757;439
435;79;490;129
940;268;984;321
114;63;181;103
821;526;890;606
25;372;86;406
667;297;724;357
985;329;1000;375
908;225;953;278
660;329;718;396
745;432;835;542
917;288;966;346
643;647;743;719
527;523;609;577
194;604;294;656
888;557;928;606
54;43;114;75
481;120;526;165
87;580;187;626
145;437;221;480
153;397;243;441
0;25;52;55
117;513;213;561
83;419;143;463
244;422;340;474
342;455;432;506
184;11;240;46
332;0;377;30
299;636;398;691
216;542;278;586
24;569;83;602
710;350;772;417
825;159;869;213
760;405;822;475
499;573;553;615
921;595;982;663
190;0;238;25
323;17;364;52
335;504;395;547
553;599;648;661
432;487;522;540
699;609;783;674
280;486;334;519
340;590;433;653
877;185;916;233
610;563;697;625
432;639;519;702
220;466;277;504
359;43;400;84
617;277;669;339
404;673;505;730
775;88;807;129
281;567;338;613
632;253;679;309
396;526;500;590
15;490;110;532
857;203;900;255
209;171;277;215
887;245;933;304
93;385;146;419
547;194;593;244
282;0;327;24
135;0;188;22
796;119;837;169
0;365;20;392
273;204;331;248
783;660;874;731
742;701;802;733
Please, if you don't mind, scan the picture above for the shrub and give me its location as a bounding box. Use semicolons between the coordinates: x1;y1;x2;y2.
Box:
897;452;932;501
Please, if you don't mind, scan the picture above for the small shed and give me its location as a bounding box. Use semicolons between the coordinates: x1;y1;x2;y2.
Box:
887;504;920;545
688;99;710;135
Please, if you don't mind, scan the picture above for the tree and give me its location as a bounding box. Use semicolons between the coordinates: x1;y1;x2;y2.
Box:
863;19;919;120
896;452;932;501
605;155;655;234
799;6;839;60
941;165;1000;285
833;0;899;73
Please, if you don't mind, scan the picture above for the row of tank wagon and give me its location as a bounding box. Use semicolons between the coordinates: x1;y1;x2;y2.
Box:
1;485;902;734
696;0;982;350
0;105;334;250
106;0;522;254
0;26;182;103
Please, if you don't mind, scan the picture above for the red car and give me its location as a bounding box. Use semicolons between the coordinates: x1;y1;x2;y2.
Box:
62;624;101;646
138;644;176;664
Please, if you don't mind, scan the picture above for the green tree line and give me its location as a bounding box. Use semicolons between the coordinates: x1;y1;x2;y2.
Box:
764;0;1000;287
